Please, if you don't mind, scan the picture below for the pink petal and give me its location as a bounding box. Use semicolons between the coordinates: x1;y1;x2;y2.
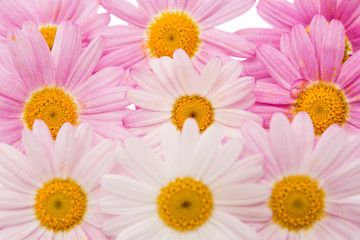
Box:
256;44;301;89
215;109;262;127
199;0;255;29
254;81;292;105
257;0;304;30
101;0;149;28
66;36;105;91
235;28;283;50
319;19;345;82
123;109;170;128
202;29;256;58
52;21;82;87
293;0;319;24
308;15;329;59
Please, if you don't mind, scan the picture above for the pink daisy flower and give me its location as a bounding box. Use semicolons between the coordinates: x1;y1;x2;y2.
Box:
0;0;109;49
238;0;359;78
251;16;360;136
97;0;257;71
100;119;270;239
0;120;116;239
123;49;262;144
256;0;359;56
240;112;360;239
0;21;130;148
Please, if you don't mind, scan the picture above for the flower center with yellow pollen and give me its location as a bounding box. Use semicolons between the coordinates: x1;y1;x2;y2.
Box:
269;175;326;231
293;82;348;135
34;178;87;232
171;95;214;132
157;177;213;232
146;11;201;58
40;25;57;50
23;87;79;139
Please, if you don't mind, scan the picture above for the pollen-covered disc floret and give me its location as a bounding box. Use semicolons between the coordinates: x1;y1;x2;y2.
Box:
23;87;79;139
293;82;348;135
171;95;214;133
343;35;353;63
40;25;57;50
269;175;326;231
157;177;214;232
146;11;201;58
34;178;87;232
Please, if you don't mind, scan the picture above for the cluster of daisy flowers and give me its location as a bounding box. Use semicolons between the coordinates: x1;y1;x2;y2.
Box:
0;0;360;239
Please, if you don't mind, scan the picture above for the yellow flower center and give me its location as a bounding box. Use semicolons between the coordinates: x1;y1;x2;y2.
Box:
34;178;87;232
157;177;213;232
269;175;326;231
293;82;348;135
146;11;201;58
171;95;214;133
40;25;57;50
343;35;352;63
23;87;79;139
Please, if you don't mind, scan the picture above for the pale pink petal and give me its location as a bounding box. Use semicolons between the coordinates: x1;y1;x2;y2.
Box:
0;188;34;210
209;76;255;108
72;66;125;99
0;208;35;228
290;24;320;80
335;0;360;28
320;0;337;21
309;125;347;179
256;44;301;89
257;0;304;30
173;49;198;95
198;57;221;96
53;123;76;178
201;29;256;58
111;217;162;240
218;204;272;223
52;21;82;87
0;221;39;239
337;51;360;87
319;20;345;82
66;36;105;91
215;109;262;127
211;210;263;240
116;138;169;187
72;140;115;192
123;109;170;128
199;0;255;28
101;0;149;27
127;89;173;111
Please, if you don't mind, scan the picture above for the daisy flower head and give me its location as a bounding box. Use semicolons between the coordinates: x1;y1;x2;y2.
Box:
0;0;109;49
241;112;360;239
100;119;270;239
0;21;130;148
256;0;360;59
97;0;257;71
123;49;262;143
251;16;360;136
0;120;116;239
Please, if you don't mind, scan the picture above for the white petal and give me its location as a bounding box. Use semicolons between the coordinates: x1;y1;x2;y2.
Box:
198;57;222;96
0;208;35;228
115;217;164;240
173;49;198;95
127;89;173;111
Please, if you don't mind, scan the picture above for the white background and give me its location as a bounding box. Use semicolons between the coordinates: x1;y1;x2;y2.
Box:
99;0;273;31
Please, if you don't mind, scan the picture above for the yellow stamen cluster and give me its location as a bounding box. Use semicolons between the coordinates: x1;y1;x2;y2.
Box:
157;177;213;232
171;95;214;132
34;178;87;232
146;11;201;58
23;87;79;139
343;35;352;63
293;82;348;135
40;25;57;50
269;175;326;231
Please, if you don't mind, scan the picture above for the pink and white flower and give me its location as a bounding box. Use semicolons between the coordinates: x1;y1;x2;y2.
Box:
0;0;109;47
0;120;116;239
251;16;360;136
100;119;270;239
0;21;130;148
123;49;262;145
241;112;360;239
97;0;257;71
